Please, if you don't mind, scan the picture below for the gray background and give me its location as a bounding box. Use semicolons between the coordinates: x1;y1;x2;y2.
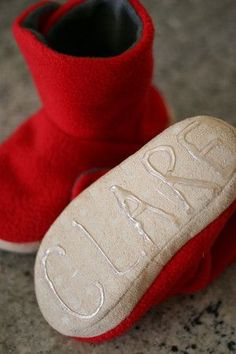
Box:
0;0;236;353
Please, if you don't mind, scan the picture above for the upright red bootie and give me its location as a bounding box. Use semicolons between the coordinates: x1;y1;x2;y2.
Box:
0;0;171;253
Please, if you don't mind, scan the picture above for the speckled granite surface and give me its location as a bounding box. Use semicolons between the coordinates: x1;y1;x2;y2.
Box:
0;1;235;353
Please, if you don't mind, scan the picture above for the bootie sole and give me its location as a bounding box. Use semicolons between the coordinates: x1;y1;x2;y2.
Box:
35;116;236;340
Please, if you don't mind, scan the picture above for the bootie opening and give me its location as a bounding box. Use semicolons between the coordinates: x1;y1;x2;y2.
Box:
23;0;143;58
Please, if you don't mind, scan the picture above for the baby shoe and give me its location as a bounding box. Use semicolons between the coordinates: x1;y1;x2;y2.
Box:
35;116;236;342
0;0;171;253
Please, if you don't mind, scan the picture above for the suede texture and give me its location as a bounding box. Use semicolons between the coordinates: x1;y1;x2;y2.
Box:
34;116;236;341
77;200;236;343
0;0;170;247
70;167;236;341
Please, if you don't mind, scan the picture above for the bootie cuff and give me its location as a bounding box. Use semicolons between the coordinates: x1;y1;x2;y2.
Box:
13;0;156;141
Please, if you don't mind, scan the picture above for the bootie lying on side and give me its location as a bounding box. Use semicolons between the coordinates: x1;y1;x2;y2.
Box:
35;116;236;342
0;0;170;253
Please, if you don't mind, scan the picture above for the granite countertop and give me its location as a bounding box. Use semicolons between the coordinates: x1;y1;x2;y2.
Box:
0;0;235;353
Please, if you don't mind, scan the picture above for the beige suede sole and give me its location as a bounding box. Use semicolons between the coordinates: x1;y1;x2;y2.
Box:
35;116;236;338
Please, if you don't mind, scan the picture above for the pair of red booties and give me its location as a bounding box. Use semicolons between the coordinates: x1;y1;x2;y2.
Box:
1;0;235;343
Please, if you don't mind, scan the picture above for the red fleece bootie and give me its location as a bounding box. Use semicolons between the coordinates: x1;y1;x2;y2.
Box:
0;0;171;253
35;116;236;342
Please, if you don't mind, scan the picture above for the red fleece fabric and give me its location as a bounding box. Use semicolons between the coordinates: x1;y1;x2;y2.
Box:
71;168;109;200
0;0;170;246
